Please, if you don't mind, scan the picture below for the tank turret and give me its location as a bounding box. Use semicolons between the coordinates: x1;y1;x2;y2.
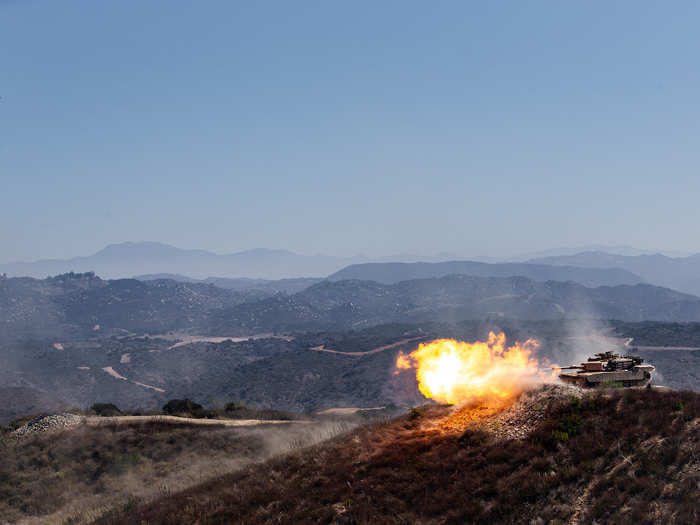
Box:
556;351;654;388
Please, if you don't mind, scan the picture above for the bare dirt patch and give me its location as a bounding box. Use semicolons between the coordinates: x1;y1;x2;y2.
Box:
129;381;165;393
102;366;127;381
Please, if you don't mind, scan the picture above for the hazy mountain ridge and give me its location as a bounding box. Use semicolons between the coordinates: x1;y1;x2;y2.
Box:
5;241;686;282
328;260;645;287
506;244;692;260
529;251;700;296
1;242;463;280
0;242;357;280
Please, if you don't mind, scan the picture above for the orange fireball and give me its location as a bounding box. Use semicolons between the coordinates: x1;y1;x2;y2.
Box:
395;332;541;404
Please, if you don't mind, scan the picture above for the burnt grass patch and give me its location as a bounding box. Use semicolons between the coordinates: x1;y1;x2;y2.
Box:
96;389;700;525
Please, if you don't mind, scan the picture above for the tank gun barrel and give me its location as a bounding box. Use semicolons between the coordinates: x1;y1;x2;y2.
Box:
552;365;582;370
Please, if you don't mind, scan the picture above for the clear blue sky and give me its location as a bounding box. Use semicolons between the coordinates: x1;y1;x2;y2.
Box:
2;1;700;262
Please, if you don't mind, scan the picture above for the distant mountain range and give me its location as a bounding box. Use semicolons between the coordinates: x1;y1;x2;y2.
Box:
529;251;700;296
135;260;645;293
0;242;352;280
3;241;694;282
328;261;645;288
0;242;467;280
505;244;693;260
4;241;700;297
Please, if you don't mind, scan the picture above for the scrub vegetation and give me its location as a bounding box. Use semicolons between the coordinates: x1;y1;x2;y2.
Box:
95;388;700;525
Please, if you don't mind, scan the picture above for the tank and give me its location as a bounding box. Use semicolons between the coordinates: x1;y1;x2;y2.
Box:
556;350;654;388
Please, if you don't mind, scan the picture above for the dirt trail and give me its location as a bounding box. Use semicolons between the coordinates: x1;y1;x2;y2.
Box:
316;407;385;415
100;366;166;392
310;336;426;356
84;415;309;427
102;366;127;381
161;333;293;350
130;381;165;393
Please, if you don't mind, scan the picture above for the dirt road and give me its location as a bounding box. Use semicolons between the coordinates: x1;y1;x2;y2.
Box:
310;336;426;356
316;407;385;415
84;415;308;427
162;333;293;350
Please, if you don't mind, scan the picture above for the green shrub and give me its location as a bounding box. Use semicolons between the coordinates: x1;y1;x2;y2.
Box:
162;399;203;416
560;414;582;434
569;396;582;410
552;430;569;442
91;403;122;417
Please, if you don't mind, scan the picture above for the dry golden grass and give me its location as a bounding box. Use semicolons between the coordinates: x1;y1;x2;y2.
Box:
0;417;353;524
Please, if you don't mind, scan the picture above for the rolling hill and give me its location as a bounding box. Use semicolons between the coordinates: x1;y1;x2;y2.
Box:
134;274;323;294
4;271;700;341
0;272;269;340
0;386;67;424
207;275;700;335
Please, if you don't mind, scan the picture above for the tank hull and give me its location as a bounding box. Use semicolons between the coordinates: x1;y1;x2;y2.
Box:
559;364;654;388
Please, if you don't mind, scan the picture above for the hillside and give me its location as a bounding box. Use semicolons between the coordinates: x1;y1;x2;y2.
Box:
0;335;302;411
529;251;700;296
0;413;355;524
5;318;700;415
5;271;700;342
207;275;700;335
95;386;700;525
0;273;269;340
135;274;323;294
6;268;700;415
56;277;268;334
0;387;67;424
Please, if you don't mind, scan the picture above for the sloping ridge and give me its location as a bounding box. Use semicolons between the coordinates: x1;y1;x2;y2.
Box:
0;387;67;424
